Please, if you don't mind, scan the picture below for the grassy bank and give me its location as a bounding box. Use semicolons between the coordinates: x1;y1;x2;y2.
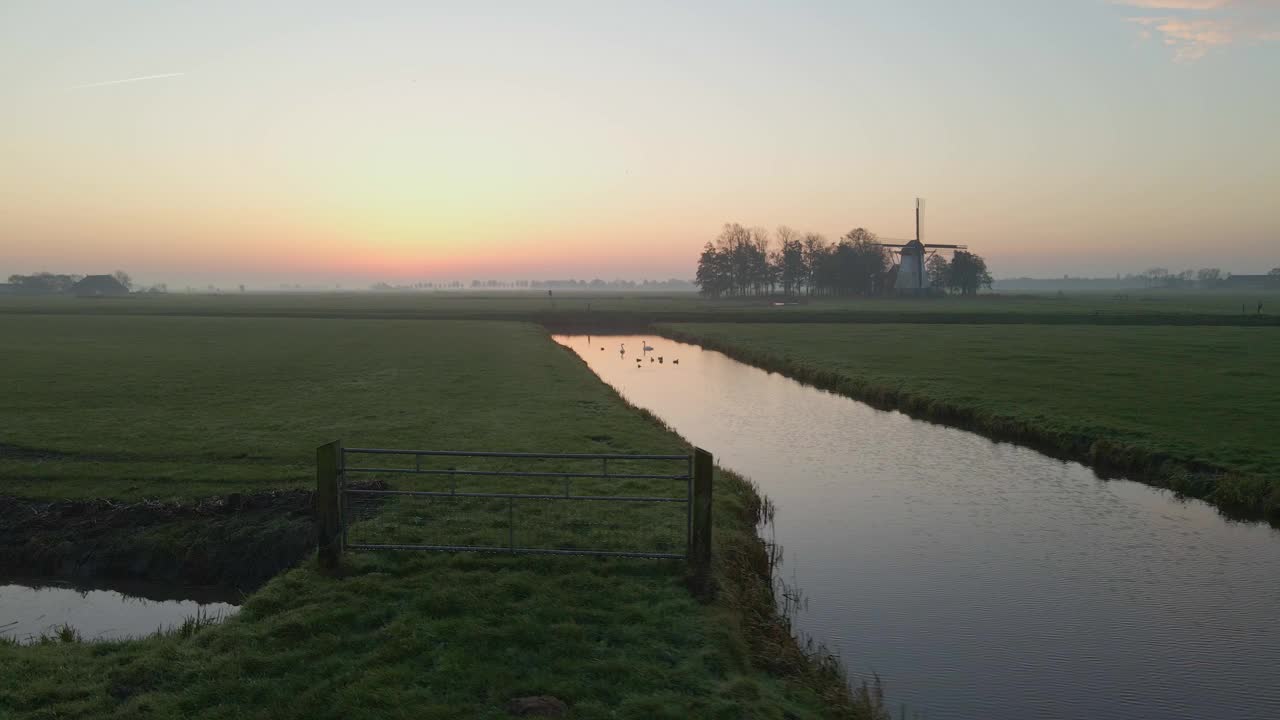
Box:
0;489;318;590
659;323;1280;523
0;316;875;718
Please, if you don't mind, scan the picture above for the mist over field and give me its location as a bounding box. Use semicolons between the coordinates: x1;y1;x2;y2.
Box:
3;2;1279;719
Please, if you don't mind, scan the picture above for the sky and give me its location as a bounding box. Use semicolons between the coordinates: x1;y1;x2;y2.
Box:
2;0;1277;287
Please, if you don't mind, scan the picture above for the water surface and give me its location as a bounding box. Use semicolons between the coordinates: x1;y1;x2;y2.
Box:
555;334;1280;720
1;580;238;643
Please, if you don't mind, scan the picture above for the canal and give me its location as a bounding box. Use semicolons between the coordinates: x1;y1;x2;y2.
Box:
555;333;1280;720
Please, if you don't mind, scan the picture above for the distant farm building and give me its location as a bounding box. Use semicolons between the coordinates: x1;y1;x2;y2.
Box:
73;275;130;297
1223;274;1280;290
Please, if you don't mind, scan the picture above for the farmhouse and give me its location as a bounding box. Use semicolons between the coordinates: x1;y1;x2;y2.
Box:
1223;274;1280;290
72;275;130;297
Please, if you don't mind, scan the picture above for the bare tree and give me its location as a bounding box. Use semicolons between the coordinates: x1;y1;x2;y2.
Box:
801;233;828;296
750;227;773;294
775;227;805;297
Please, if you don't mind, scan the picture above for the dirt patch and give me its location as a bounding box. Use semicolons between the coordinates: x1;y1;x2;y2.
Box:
0;481;386;592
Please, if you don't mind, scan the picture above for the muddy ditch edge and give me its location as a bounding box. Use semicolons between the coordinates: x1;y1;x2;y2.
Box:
0;482;387;593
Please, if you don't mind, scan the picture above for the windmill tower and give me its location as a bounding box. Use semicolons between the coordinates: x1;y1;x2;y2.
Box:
874;199;967;295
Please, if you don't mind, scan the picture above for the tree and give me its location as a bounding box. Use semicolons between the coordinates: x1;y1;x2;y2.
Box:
926;254;950;290
695;242;732;297
7;273;82;294
112;270;133;291
800;233;828;296
774;227;805;297
1270;268;1280;275
715;223;753;296
695;223;780;297
694;221;928;298
748;227;774;295
947;251;993;296
830;228;888;296
1142;267;1169;288
1197;268;1221;288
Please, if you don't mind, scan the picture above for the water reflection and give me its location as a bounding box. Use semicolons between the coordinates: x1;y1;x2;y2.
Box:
555;334;1280;720
0;580;239;643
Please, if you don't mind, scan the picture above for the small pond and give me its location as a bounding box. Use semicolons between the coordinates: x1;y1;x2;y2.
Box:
1;580;239;643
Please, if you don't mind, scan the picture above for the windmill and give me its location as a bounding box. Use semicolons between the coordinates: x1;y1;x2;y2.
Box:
873;199;966;295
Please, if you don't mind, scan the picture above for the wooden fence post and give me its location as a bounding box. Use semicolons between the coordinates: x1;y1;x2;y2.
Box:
689;447;714;598
317;439;343;569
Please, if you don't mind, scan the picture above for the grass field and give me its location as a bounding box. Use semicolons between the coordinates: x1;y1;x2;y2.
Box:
1;288;1277;327
1;314;671;499
0;316;871;719
5;293;1278;716
659;323;1280;520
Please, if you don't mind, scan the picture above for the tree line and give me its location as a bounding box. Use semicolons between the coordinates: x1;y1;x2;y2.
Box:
5;271;134;293
695;223;991;297
1140;267;1280;289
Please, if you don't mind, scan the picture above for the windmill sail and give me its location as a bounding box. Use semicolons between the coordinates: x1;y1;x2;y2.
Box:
916;198;925;243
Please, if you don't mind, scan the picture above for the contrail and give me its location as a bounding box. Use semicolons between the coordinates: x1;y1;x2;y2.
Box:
70;73;184;90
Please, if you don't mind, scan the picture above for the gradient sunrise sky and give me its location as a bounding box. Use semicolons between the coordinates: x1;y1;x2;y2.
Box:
2;1;1277;286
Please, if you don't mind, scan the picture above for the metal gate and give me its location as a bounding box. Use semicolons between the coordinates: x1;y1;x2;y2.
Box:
325;445;704;560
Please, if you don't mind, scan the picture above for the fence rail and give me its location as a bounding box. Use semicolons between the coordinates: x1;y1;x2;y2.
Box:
316;441;713;590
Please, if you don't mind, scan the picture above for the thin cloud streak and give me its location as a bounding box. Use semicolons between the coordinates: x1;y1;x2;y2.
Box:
1116;0;1280;60
1113;1;1233;9
1127;16;1237;60
69;73;184;90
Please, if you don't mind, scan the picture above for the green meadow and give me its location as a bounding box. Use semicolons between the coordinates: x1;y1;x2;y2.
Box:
0;314;871;719
1;288;1277;327
0;315;667;500
660;322;1280;520
3;292;1278;718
